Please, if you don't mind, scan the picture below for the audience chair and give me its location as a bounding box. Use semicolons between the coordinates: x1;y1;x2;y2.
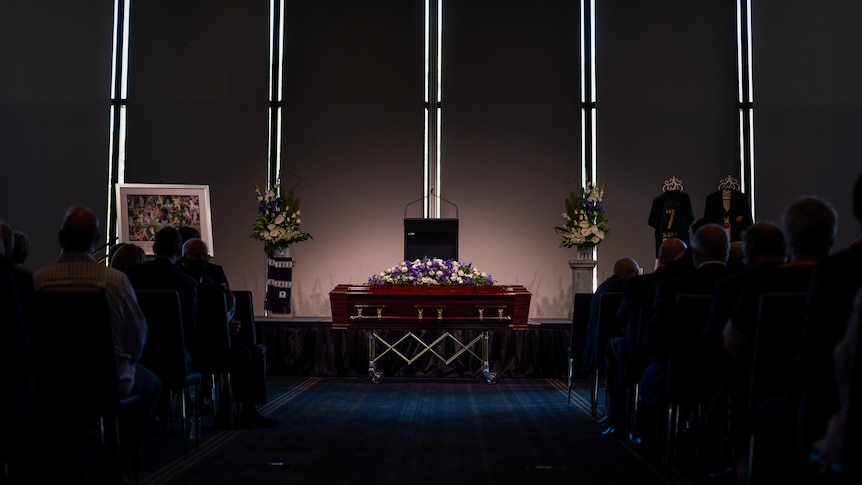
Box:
590;291;624;420
194;289;234;428
136;289;203;455
747;291;807;484
36;289;143;484
233;289;267;376
664;293;713;481
568;293;593;404
624;307;647;443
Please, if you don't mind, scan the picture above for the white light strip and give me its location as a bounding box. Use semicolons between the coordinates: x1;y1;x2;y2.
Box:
423;0;431;216
120;0;130;98
434;0;442;218
589;0;596;103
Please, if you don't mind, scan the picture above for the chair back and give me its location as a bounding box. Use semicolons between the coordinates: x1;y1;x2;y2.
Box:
136;289;190;391
668;293;713;404
749;292;807;418
36;289;122;416
231;290;257;345
569;292;594;374
594;291;624;373
193;287;231;375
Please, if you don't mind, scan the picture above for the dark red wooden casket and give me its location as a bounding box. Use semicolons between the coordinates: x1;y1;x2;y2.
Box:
329;284;532;330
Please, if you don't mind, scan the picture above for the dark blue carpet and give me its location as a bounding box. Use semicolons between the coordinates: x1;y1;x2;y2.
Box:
139;377;674;485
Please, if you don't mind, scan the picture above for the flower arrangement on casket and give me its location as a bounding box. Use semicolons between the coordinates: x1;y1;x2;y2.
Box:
251;180;312;253
367;257;494;286
553;181;610;250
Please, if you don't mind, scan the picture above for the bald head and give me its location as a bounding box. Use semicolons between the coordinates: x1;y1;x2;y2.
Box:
613;257;641;279
59;206;100;252
741;221;787;267
182;237;208;259
657;238;687;266
691;223;729;265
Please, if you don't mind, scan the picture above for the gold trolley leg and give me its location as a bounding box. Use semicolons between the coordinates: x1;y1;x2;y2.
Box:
368;330;384;383
480;330;499;384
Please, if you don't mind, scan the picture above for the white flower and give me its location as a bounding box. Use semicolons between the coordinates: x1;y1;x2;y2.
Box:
252;180;312;252
554;182;610;250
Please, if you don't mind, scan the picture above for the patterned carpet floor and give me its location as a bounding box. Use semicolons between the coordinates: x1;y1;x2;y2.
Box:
123;375;705;485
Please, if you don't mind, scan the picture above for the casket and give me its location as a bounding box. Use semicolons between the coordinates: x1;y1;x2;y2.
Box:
329;284;531;331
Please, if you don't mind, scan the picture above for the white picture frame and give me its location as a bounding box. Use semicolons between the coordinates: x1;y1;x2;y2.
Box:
115;183;214;256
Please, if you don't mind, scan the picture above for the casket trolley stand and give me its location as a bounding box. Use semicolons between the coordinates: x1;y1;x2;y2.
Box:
329;284;531;384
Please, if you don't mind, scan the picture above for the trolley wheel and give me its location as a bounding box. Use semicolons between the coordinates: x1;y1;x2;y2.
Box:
369;369;384;384
482;370;499;385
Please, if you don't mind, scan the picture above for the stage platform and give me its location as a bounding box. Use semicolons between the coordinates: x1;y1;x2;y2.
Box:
254;315;577;380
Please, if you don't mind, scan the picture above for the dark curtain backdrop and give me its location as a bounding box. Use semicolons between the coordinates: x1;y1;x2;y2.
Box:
256;323;571;379
2;1;861;320
596;0;739;271
441;0;582;315
751;0;862;239
281;0;427;314
0;0;114;263
124;0;271;294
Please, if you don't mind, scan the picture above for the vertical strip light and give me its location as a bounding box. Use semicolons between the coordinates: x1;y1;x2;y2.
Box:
737;0;755;219
580;0;597;288
424;0;442;218
580;0;596;186
269;0;286;187
106;0;131;256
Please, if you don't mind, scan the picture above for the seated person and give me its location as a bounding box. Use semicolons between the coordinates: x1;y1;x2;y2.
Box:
181;237;278;428
125;227;197;370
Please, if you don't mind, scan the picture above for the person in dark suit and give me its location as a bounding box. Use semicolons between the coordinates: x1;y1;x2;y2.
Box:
582;257;640;436
812;287;862;476
607;238;687;440
703;188;754;243
697;221;787;474
125;226;198;370
798;174;862;464
582;257;641;377
33;206;160;484
181;237;278;428
0;222;37;483
722;195;838;482
178;225;229;287
637;223;731;453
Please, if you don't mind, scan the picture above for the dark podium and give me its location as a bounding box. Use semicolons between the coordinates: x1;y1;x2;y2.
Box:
329;284;531;383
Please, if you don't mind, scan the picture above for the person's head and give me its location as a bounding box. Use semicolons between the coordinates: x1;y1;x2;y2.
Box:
109;242;146;272
781;195;837;260
657;237;687;266
691;223;729;266
178;226;201;244
58;206;100;252
689;218;709;240
741;221;787;267
152;226;182;260
181;237;210;280
613;257;641;279
10;230;30;265
728;241;745;270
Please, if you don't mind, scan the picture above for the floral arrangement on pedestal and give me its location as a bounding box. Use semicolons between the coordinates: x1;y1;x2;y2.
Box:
554;182;610;253
368;258;494;286
252;180;312;253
